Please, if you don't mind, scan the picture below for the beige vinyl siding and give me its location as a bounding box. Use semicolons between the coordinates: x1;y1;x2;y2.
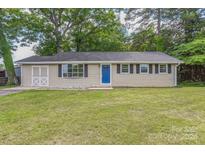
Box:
112;64;176;87
21;65;32;86
21;64;101;88
21;63;176;88
49;64;100;88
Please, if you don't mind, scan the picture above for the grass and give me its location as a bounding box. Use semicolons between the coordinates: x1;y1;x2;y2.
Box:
179;81;205;87
0;87;205;144
0;85;16;90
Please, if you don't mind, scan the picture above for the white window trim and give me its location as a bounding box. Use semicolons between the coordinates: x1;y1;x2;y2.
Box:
140;64;149;74
159;64;168;74
62;64;85;78
120;64;130;74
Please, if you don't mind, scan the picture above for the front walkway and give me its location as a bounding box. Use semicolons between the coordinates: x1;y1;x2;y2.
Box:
0;87;39;96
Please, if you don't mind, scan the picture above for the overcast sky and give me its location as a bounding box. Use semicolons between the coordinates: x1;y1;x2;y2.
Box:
0;45;35;64
0;10;127;65
13;45;35;62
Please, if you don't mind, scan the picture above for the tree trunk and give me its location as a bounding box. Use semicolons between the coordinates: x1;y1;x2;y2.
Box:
157;8;161;35
76;40;80;52
55;31;63;53
56;38;61;53
76;37;81;52
0;29;18;85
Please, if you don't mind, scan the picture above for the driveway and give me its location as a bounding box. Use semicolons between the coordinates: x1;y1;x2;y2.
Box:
0;87;38;96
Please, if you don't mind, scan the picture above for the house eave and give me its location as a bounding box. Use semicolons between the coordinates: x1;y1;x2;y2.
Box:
17;61;182;65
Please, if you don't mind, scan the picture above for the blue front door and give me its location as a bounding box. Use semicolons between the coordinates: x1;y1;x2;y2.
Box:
102;64;110;84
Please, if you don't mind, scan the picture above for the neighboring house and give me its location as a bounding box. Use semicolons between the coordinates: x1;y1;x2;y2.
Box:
0;66;21;78
16;52;183;88
0;69;6;78
0;68;7;85
0;66;21;85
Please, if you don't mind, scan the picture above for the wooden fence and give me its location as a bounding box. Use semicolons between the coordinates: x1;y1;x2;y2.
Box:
178;64;205;82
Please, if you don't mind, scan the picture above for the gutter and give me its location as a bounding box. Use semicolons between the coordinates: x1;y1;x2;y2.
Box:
16;61;182;65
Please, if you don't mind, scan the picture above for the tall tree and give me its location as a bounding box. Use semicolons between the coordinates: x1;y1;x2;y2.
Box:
29;8;126;55
0;9;35;84
71;9;126;52
0;9;28;85
157;8;161;35
129;26;165;51
125;8;181;52
125;8;205;53
173;38;205;64
179;9;205;43
30;8;79;55
0;28;17;85
125;8;178;35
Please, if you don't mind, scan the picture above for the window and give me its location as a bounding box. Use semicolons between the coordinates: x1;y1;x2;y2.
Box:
33;67;39;77
140;64;149;74
121;64;129;73
62;64;84;78
159;64;167;73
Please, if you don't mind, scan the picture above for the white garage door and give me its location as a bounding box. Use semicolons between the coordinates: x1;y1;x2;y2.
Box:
32;66;49;87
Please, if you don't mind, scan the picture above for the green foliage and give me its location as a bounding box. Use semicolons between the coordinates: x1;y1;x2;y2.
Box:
126;9;179;52
71;9;126;52
0;28;17;85
29;9;76;55
173;38;205;64
28;9;126;55
1;8;205;70
126;9;180;34
0;9;27;84
180;9;204;42
125;8;205;69
0;9;34;84
130;26;167;51
0;9;34;51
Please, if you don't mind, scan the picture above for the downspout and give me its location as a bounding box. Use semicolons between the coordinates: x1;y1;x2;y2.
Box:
20;64;23;87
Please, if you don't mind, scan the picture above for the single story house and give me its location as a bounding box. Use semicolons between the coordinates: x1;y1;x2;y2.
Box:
16;51;183;88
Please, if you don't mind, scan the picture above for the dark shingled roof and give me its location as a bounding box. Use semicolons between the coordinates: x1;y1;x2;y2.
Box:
16;51;182;63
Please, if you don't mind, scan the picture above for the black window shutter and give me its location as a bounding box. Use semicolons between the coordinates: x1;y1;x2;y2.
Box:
149;64;152;74
130;64;133;73
117;64;120;74
155;64;159;74
84;64;88;77
136;64;140;74
168;64;171;73
58;64;62;77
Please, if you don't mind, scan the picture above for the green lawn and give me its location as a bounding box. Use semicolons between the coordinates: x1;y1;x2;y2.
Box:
0;85;15;90
179;81;205;87
0;87;205;144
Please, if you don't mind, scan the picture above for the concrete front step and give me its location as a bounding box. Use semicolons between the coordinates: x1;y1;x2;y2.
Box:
88;86;113;90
